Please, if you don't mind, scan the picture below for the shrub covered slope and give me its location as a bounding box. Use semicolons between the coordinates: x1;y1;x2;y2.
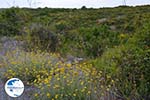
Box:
0;5;150;100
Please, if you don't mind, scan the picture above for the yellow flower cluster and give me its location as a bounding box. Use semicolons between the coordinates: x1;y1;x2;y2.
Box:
2;50;115;99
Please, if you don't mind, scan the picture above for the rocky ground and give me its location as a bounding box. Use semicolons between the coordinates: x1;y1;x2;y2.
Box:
0;37;34;100
0;37;119;100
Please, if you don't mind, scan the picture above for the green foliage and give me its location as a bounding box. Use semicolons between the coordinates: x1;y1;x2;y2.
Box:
0;7;31;36
57;25;121;58
22;24;59;52
93;22;150;99
0;6;150;99
55;20;72;33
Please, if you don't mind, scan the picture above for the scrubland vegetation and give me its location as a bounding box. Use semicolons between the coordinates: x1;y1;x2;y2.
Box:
0;5;150;100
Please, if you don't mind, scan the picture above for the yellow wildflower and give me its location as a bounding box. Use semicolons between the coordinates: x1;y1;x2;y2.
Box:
34;93;38;97
57;78;60;81
46;93;51;98
66;63;71;68
80;81;84;85
55;94;59;99
87;91;91;94
63;76;67;79
73;93;76;97
111;80;115;83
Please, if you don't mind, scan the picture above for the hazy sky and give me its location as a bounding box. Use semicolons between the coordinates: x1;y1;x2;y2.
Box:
0;0;150;8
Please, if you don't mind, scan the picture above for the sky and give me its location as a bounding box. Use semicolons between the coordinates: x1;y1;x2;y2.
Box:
0;0;150;8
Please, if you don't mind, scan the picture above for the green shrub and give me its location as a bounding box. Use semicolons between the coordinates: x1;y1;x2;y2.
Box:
0;8;31;36
22;24;59;52
93;22;150;99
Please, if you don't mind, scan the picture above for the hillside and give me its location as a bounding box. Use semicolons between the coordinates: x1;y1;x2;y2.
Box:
0;5;150;100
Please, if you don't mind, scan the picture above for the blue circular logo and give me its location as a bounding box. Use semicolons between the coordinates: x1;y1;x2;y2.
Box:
5;78;24;97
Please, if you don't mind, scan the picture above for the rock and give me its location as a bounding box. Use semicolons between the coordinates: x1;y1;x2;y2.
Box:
97;18;107;24
67;55;84;63
0;37;24;56
110;25;116;30
116;15;125;20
